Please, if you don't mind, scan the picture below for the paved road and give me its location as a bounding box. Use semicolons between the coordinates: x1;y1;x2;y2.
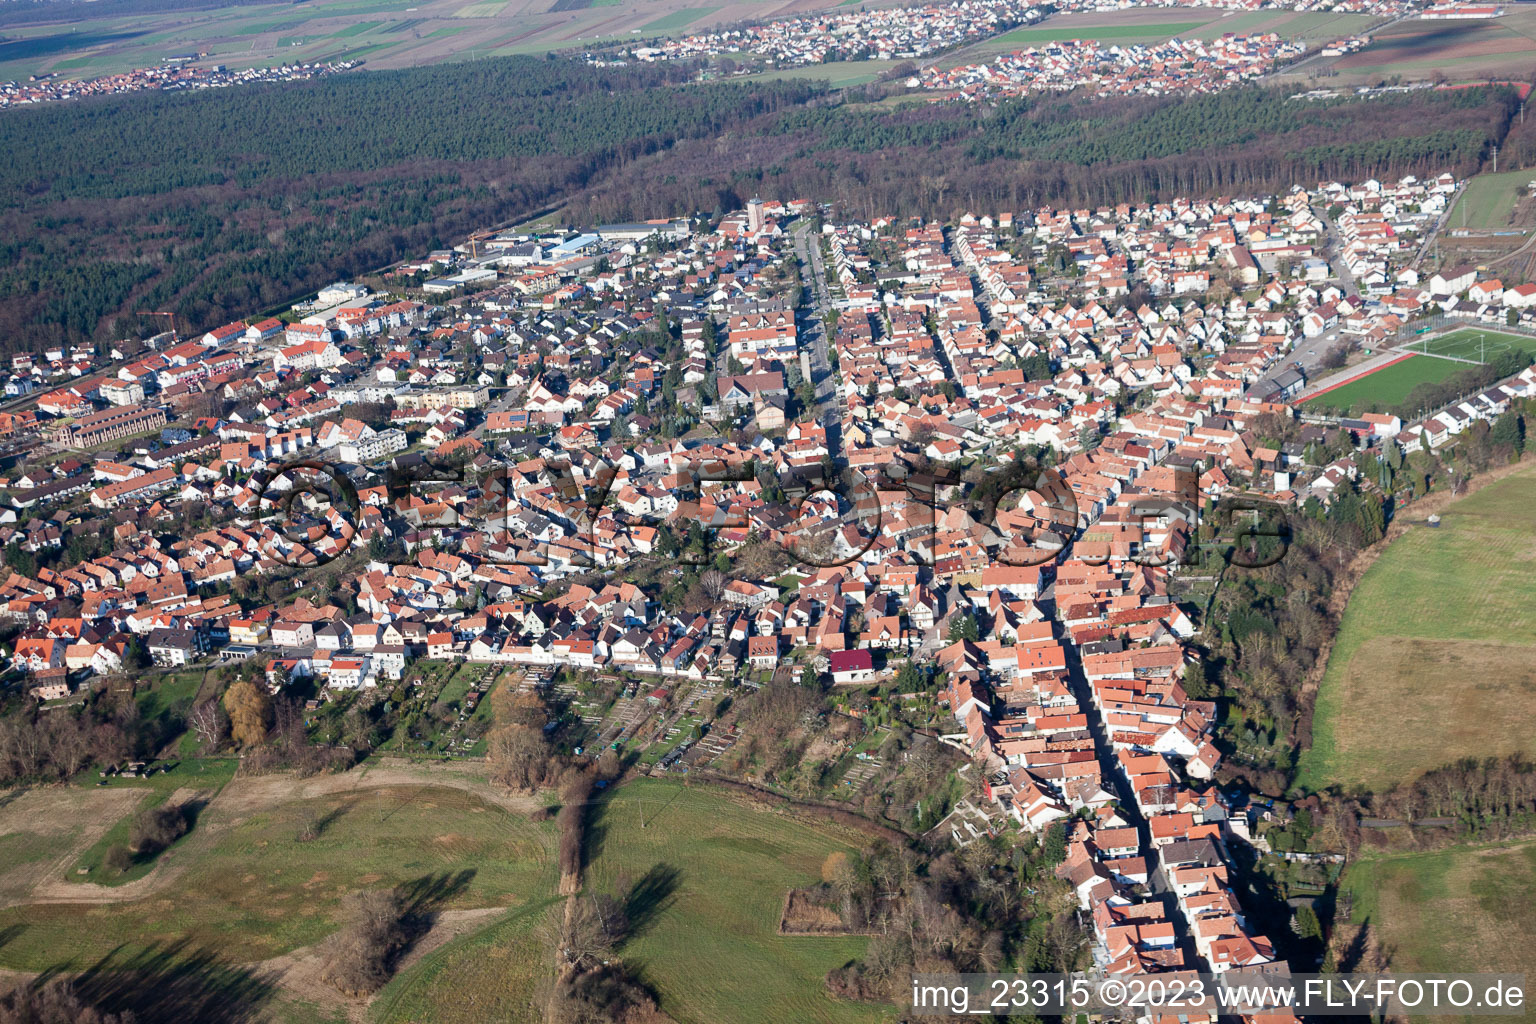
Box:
1313;202;1357;296
1051;597;1200;967
791;221;842;454
469;387;523;440
1249;205;1357;396
1410;182;1462;271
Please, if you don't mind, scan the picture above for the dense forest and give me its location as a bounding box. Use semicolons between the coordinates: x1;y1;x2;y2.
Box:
0;54;1519;350
0;57;817;349
571;84;1512;223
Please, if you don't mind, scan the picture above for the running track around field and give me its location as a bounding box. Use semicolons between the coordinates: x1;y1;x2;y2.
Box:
1300;352;1417;403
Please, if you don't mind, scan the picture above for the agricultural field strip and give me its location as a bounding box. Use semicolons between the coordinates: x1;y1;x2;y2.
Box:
1342;839;1536;985
1297;462;1536;791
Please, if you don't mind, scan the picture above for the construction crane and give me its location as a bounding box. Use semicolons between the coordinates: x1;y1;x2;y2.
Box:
136;310;179;342
466;229;496;259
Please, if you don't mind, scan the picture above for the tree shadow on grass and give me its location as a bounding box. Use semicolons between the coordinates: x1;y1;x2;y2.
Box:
1335;914;1375;972
578;772;673;875
622;863;680;940
128;796;209;869
313;804;347;838
300;797;354;842
392;868;478;969
581;811;608;877
398;868;477;922
59;939;276;1023
577;784;623;876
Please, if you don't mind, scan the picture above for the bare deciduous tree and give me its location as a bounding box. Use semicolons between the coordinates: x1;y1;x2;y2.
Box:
189;700;226;750
321;889;408;996
559;892;629;970
0;978;133;1024
488;724;553;793
296;806;322;843
699;569;726;602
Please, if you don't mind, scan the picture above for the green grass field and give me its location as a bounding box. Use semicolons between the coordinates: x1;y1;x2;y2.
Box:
1304;355;1461;415
69;757;240;884
639;6;719;32
580;780;893;1024
1341;839;1536;987
774;571;806;592
372;899;561;1024
1455;169;1535;231
1297;461;1536;794
361;779;895;1024
1305;328;1536;415
1409;326;1536;362
0;783;559;971
984;19;1212;46
741;61;883;87
0;768;893;1022
1190;10;1380;44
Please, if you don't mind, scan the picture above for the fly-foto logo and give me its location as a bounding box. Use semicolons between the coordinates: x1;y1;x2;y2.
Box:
250;451;1292;572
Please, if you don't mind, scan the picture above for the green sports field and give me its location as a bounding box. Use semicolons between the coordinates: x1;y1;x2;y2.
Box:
1296;462;1536;794
1407;326;1536;362
1305;328;1536;415
1303;355;1460;415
